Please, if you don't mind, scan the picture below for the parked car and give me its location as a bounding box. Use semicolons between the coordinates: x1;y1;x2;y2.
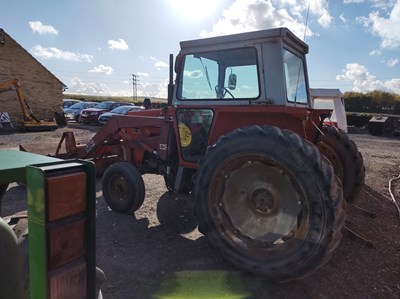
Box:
79;101;133;123
98;105;144;125
79;101;134;124
64;101;97;122
63;99;82;109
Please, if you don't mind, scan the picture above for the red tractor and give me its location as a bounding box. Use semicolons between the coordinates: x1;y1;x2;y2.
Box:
54;27;365;281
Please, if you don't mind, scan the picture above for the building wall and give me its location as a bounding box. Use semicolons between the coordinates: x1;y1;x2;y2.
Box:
0;29;64;126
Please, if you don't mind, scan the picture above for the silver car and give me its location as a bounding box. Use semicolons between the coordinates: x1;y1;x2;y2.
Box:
98;105;144;125
64;102;97;122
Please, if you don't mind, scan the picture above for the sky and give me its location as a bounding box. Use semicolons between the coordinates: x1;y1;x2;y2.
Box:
1;0;399;98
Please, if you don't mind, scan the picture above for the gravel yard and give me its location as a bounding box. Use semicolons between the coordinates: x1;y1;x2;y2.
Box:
1;124;399;298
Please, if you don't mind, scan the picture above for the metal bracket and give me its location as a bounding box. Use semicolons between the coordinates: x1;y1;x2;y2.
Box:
345;203;376;248
347;204;376;219
173;166;186;194
344;226;373;248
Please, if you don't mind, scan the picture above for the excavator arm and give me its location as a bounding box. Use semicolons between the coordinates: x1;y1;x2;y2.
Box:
0;78;58;131
0;78;39;123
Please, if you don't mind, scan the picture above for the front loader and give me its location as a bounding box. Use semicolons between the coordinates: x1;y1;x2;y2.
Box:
47;27;365;281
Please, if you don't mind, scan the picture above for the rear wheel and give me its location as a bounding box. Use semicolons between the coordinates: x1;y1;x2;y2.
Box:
194;125;345;282
317;125;365;202
102;162;145;213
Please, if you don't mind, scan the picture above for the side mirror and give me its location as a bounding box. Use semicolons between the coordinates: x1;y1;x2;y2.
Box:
228;73;237;90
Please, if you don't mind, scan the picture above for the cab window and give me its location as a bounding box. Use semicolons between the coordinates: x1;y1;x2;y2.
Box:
283;49;308;104
177;47;260;100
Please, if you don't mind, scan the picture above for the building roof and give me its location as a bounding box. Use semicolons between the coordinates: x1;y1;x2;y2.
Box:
0;28;66;89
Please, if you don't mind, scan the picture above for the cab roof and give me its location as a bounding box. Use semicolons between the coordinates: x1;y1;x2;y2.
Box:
180;27;308;54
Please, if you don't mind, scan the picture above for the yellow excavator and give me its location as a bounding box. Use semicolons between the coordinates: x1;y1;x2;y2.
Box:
0;78;58;131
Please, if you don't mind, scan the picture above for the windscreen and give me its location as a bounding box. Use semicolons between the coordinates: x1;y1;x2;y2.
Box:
177;47;260;100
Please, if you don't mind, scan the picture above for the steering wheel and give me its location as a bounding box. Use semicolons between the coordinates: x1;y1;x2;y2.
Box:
215;86;235;99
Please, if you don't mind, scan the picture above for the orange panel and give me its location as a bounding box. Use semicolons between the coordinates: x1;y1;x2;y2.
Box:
46;171;87;221
49;261;86;299
48;218;86;270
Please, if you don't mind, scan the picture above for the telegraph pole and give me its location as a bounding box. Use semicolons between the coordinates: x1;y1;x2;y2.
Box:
132;74;139;101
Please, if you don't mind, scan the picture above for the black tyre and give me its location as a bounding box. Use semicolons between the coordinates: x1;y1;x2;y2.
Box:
317;125;365;202
193;125;345;282
102;162;145;214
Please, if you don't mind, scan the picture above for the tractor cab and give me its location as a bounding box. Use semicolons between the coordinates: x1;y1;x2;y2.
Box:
169;28;319;166
172;27;310;107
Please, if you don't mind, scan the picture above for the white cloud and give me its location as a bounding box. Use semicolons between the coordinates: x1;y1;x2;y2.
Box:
199;0;333;38
343;0;365;3
138;78;168;98
184;70;203;79
89;65;113;75
371;0;398;11
155;60;168;69
358;1;400;49
336;63;400;93
309;0;332;28
67;76;112;95
339;13;347;23
28;21;58;35
149;56;169;70
138;72;149;77
385;78;400;91
199;0;312;38
369;49;381;56
108;39;129;50
387;58;400;67
31;45;93;62
276;0;332;28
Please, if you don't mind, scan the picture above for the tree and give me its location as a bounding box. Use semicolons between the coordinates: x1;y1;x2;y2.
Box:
343;90;400;114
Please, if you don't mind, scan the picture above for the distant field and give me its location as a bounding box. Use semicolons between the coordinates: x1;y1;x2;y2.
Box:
63;94;167;104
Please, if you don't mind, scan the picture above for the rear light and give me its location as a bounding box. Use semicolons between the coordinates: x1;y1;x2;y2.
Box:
27;160;96;299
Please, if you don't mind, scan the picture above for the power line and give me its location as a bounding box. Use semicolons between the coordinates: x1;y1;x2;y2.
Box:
132;74;139;101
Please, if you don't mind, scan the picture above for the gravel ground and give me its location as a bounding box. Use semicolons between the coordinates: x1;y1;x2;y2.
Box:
1;124;399;298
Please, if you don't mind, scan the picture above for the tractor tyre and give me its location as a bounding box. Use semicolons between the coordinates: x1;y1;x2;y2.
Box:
102;162;145;214
317;125;365;202
193;125;345;282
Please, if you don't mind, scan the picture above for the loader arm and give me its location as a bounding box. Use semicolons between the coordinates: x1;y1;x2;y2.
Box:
56;112;173;174
84;114;168;154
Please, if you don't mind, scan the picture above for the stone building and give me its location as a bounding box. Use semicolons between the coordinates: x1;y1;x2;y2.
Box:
0;28;65;126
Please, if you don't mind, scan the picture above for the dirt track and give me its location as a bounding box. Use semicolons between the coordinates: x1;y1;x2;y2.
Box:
1;125;400;298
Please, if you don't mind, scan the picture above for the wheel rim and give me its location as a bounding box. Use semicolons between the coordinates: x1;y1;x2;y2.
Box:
208;153;310;259
108;174;130;204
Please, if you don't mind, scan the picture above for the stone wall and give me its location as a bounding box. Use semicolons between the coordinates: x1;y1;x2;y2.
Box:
0;29;64;126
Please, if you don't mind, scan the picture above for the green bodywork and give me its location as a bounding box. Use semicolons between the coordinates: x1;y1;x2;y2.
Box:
0;150;59;185
0;150;59;299
0;150;96;299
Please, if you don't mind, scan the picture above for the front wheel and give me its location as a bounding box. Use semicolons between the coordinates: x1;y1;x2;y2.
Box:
102;162;145;214
193;125;345;282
